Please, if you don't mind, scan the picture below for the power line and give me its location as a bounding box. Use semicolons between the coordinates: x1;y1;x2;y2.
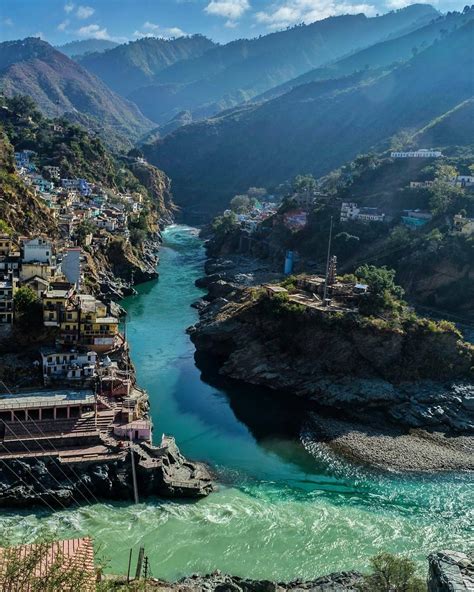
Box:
0;452;69;510
1;421;86;508
0;458;58;513
0;381;99;505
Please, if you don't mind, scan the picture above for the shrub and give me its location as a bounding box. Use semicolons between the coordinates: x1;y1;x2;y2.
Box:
357;553;426;592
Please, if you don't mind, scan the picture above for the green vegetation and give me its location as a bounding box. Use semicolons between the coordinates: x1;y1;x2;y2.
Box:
145;19;474;214
357;553;426;592
13;286;43;331
0;38;152;149
211;211;239;237
293;174;317;194
355;265;405;313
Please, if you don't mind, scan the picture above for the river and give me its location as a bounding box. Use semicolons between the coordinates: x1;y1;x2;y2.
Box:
1;225;472;581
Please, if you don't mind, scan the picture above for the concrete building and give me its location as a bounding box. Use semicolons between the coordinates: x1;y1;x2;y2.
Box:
390;149;443;158
453;214;474;235
0;389;96;423
340;202;385;223
23;237;53;264
401;210;433;228
40;348;97;385
0;276;17;324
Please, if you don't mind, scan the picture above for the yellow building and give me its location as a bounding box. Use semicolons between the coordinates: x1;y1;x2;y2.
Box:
77;294;119;352
43;289;119;352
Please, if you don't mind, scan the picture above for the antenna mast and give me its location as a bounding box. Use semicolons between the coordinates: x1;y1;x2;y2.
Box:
323;216;333;305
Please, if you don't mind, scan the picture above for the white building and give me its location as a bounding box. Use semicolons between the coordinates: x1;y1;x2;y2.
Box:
454;175;474;187
390;149;443;158
340;202;385;223
23;237;53;264
453;214;474;235
40;348;97;385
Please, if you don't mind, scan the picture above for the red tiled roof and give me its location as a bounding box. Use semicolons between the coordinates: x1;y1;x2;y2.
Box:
0;537;97;591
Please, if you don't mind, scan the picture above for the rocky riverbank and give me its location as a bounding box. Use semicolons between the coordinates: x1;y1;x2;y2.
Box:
104;550;474;591
188;256;474;472
0;436;213;508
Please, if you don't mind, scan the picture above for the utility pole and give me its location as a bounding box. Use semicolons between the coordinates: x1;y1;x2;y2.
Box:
129;430;139;504
126;548;133;583
143;555;149;589
323;216;333;305
135;546;144;580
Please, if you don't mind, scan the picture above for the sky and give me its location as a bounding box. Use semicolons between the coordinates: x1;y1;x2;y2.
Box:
0;0;467;45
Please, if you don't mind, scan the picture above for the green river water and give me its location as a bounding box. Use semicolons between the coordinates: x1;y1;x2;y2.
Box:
1;225;472;581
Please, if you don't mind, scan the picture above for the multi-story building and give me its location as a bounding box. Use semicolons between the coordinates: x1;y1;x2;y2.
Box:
340;202;385;223
0;275;17;324
22;237;54;264
390;149;443;158
42;288;120;352
40;347;97;385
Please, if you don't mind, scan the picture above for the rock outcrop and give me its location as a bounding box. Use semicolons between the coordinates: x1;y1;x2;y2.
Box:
0;439;213;508
428;551;474;591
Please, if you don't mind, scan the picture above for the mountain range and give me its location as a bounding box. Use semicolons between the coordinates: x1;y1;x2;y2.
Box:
0;38;153;148
78;35;216;98
143;18;474;215
126;4;439;123
56;39;119;58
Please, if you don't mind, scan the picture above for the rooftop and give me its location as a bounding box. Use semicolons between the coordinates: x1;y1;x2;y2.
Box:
0;389;94;410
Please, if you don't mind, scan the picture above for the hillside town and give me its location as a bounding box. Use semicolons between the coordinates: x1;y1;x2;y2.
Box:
0;153;213;505
14;149;145;241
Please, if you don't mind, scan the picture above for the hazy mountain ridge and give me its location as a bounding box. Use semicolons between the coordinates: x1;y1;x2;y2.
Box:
78;35;216;98
127;5;439;123
143;21;474;215
56;39;119;58
256;8;474;102
0;38;154;148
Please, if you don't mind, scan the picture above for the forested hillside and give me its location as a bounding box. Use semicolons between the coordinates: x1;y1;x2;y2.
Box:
0;94;174;232
0;38;153;149
144;20;474;216
78;35;216;97
56;39;119;58
257;8;474;101
127;5;438;123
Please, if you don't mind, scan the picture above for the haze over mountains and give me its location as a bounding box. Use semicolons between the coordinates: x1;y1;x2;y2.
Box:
144;17;474;213
78;35;216;97
56;39;119;58
0;3;472;215
126;4;438;123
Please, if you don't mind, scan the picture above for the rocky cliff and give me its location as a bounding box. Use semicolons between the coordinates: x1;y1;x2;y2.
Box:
188;275;474;463
0;438;213;508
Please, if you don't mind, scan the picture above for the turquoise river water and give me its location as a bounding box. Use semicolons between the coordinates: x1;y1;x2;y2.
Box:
1;225;473;580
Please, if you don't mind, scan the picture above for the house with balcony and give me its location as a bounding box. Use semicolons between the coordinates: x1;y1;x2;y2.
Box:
40;347;97;386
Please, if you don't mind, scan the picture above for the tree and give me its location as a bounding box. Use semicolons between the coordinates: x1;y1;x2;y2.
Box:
357;553;426;592
293;174;317;194
13;286;42;330
230;194;251;214
75;220;95;247
0;539;99;592
212;211;239;236
435;164;458;182
334;232;360;259
0;219;12;235
355;265;405;312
